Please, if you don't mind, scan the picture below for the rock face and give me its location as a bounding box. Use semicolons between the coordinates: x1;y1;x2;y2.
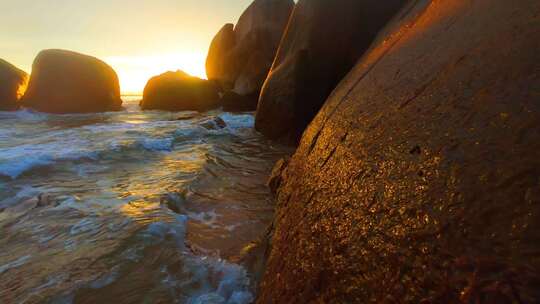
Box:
255;0;407;141
221;91;259;112
206;24;236;86
259;0;540;303
0;59;27;111
140;71;219;112
22;49;122;113
206;0;294;110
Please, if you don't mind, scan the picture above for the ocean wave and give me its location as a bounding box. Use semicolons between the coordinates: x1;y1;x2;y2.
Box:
184;257;253;304
140;137;174;152
0;255;32;274
0;108;49;122
0;141;100;179
0;112;257;179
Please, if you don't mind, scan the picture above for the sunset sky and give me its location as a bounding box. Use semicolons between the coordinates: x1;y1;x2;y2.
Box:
0;0;254;94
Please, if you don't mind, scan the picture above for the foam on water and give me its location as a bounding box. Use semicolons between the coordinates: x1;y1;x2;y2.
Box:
0;99;289;302
184;257;254;304
0;111;256;179
0;255;32;274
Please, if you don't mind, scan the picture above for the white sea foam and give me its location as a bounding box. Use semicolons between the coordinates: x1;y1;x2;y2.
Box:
0;139;99;179
140;137;174;151
184;257;254;304
0;255;32;274
135;217;253;304
219;113;254;130
70;217;102;236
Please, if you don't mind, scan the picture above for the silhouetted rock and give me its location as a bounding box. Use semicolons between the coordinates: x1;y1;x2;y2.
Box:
206;0;294;108
206;24;236;87
255;0;406;141
221;91;259;112
22;49;122;113
0;59;27;111
259;0;540;303
140;71;219;112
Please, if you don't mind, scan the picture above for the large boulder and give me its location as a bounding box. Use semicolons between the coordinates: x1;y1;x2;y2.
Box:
259;0;540;303
206;0;294;110
0;59;27;111
206;24;236;86
140;70;219;112
255;0;407;141
22;49;122;113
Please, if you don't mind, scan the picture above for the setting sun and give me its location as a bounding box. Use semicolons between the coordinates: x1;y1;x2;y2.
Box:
105;52;208;95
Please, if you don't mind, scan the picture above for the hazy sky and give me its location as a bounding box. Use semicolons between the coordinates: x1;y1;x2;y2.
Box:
0;0;253;93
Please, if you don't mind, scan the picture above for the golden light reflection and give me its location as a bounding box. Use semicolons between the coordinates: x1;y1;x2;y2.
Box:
105;53;208;95
16;75;29;99
114;148;209;219
119;201;162;220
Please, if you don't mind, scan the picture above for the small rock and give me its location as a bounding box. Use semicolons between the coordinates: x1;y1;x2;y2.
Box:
160;191;187;214
200;117;227;130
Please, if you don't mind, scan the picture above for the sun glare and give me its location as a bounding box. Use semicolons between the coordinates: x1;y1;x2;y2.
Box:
105;52;208;95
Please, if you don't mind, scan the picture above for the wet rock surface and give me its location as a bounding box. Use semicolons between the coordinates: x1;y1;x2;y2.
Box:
0;59;27;111
258;0;540;302
21;49;122;113
140;70;220;112
267;157;289;195
199;116;227;130
255;0;407;141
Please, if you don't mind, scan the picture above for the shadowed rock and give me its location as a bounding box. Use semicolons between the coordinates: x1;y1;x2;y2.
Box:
221;91;259;112
140;71;219;112
255;0;407;141
259;0;540;302
206;0;294;109
0;59;27;111
22;49;122;113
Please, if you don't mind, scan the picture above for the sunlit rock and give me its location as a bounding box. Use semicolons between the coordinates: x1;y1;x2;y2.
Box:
259;0;540;302
206;0;294;110
140;70;219;112
0;59;27;111
255;0;406;141
206;23;236;87
22;49;122;113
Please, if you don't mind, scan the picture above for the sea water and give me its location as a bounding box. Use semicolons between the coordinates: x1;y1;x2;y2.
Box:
0;97;290;303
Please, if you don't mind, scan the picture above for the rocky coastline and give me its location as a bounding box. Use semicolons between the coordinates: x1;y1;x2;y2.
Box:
1;0;539;302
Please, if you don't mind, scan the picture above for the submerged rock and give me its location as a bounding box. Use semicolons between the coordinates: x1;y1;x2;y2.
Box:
255;0;406;141
206;0;294;108
140;71;219;112
22;49;122;113
0;59;27;111
160;191;187;214
199;116;227;130
0;193;57;216
259;0;540;302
